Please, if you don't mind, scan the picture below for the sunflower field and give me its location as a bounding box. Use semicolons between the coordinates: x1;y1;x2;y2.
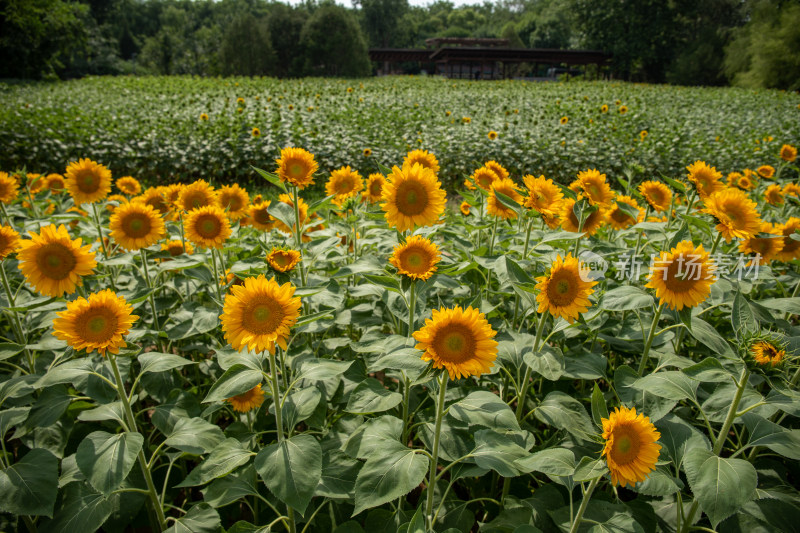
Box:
1;78;800;533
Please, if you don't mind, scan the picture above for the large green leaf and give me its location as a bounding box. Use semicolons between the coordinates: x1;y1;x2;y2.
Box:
353;441;428;516
201;465;259;508
632;371;697;401
202;364;263;404
138;352;196;375
164;503;221;533
523;345;565;381
255;434;321;514
13;385;71;438
471;430;531;477
343;415;403;459
447;391;520;431
689;317;735;358
0;447;59;516
165;417;225;455
684;448;758;527
601;286;654;311
515;448;576;477
41;482;117;533
741;413;800;459
177;438;255;487
297;359;354;381
76;431;144;496
345;378;402;414
534;391;594;441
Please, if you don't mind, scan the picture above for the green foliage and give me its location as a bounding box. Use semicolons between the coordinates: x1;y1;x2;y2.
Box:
300;4;371;77
219;14;275;77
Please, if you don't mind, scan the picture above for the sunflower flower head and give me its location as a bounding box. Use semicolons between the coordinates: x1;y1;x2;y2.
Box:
109;201;165;251
227;384;266;413
53;289;138;356
484;161;510;181
266;247;302;273
215;184;250;221
574;168;614;207
608;195;644;230
65;158;112;204
702;188;762;242
559;198;606;235
523;174;563;215
402;149;440;175
686;160;724;199
471;166;500;192
601;406;661;488
362;173;386;203
389;235;441;281
645;240;715;310
748;339;787;369
0;172;20;204
535;253;597;323
780;144;797;162
326;166;364;207
184;205;232;249
178;180;216;212
17;224;97;297
116;176;142;196
739;222;784;265
381;163;447;232
460;201;471;216
757;165;775;179
276;147;318;190
0;225;22;259
249;200;274;231
638;181;673;212
764;184;784;206
487;178;523;219
775;217;800;262
44;173;66;193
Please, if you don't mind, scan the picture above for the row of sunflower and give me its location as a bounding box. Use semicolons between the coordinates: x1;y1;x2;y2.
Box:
0;143;798;532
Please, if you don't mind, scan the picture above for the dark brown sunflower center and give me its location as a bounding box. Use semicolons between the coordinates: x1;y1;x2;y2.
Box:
273;253;289;266
289;162;306;178
185;192;209;210
195;214;221;238
611;426;641;465
78;310;118;342
36;243;77;280
168;244;184;256
432;324;476;363
370;181;382;196
122;213;151;238
396;181;429;216
77;171;100;193
221;193;242;211
663;255;703;293
242;298;284;335
546;270;579;306
253;208;271;225
400;248;429;273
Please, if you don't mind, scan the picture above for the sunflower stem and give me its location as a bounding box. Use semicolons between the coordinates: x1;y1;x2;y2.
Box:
209;248;224;309
139;249;163;350
568;476;600;533
0;202;11;226
0;261;34;371
426;373;448;531
108;353;167;532
91;203;109;260
637;302;664;376
709;231;723;256
401;282;417;445
291;185;307;288
268;349;296;533
515;312;547;420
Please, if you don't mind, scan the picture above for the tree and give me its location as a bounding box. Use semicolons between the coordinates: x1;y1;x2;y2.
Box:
300;4;370;77
219;13;275;76
266;3;308;78
357;0;410;48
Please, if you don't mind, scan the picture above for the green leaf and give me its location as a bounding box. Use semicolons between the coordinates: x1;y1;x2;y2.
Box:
591;383;609;428
297;359;354;381
0;342;25;362
758;297;800;315
523;345;565;381
251;166;286;193
177;438;255;487
731;291;759;338
165;417;225;455
0;448;59;517
138;352;196;375
76;431;144;496
689;317;735;358
202;364;263;404
515;448;576;477
448;391;521;431
255;434;321;515
572;456;608;482
601;286;654;311
471;429;530;477
534;391;595;441
684;448;758;527
35;359;93;388
681;358;734;383
164;503;221;533
201;465;259;508
668;221;690;250
345;378;403;414
632;467;683;496
13;385;71;438
282;386;322;428
317;449;360;500
343;415;403;459
0;407;29;439
741;413;800;459
353;441;428;516
632;371;698;401
42;482;116;533
268;200;297;233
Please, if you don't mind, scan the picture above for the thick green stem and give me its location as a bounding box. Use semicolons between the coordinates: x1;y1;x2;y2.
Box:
291;186;307;287
709;231;723;256
140;249;163;349
0;261;33;371
515;312;548;420
209;248;224;307
426;373;448;531
569;476;600;533
401;282;416;444
637;302;664;375
91;203;109;260
108;354;167;531
268;350;296;533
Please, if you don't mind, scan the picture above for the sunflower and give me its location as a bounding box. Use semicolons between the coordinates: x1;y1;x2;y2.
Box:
608;195;644;229
560;116;569;125
164;184;183;207
389;235;441;281
757;165;775;179
737;175;756;191
0;172;19;204
273;194;309;235
109;202;165;251
575;168;614;207
775;218;800;262
638;181;672;212
249;201;274;231
460;201;471;215
484;161;510;181
764;184;784;206
463;178;476;191
739;223;784;264
26;174;45;194
17;224;97;297
216;184;250;221
542;210;561;229
105;194;128;214
686;161;724;199
116;176;142;196
43;173;66;193
535;254;597;323
402;149;440;175
326;166;364;206
200;113;209;121
266;248;302;273
0;225;22;259
619;105;628;114
275;147;318;190
362;173;386;203
750;341;785;367
645;240;715;310
487;178;523;219
251;127;261;138
381;163;447;232
726;172;743;187
559;198;606;235
462;116;471;124
488;130;498;140
781;144;797;162
702;188;761;242
220;274;301;353
178;180;215;212
413;306;498;380
523;174;563;215
64;158;112;204
784;183;800;198
600;104;609;113
471;166;500;192
161;239;193;257
184;205;232;249
601;406;661;488
640;130;648;140
227;384;266;412
138;187;170;216
52;289;138;356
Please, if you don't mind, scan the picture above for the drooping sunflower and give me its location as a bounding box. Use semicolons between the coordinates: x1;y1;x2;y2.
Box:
266;248;302;273
608;195;644;229
52;289;138;356
739;223;784;265
638;181;673;212
784;183;800;198
702;188;762;242
362;173;386;203
275;147;318;190
389;235;441;281
484;160;510;181
381;163;447;232
0;172;20;204
64;158;112;204
161;239;193;257
757;165;775;179
116;176;142;196
764;184;784;206
775;218;800;262
780;144;798;162
460;201;471;216
326;166;364;206
184;205;232;249
575;168;615;207
178;180;216;212
273;194;309;235
220;274;301;353
686;160;724;199
413;305;498;380
0;225;22;259
471;166;500;192
645;240;715;310
402;149;440;175
750;340;785;367
17;224;97;297
559;198;606;235
216;184;250;221
601;406;661;488
44;173;66;193
109;202;166;251
248;201;274;231
535;254;597;323
523;174;564;215
487;178;523;220
226;384;266;412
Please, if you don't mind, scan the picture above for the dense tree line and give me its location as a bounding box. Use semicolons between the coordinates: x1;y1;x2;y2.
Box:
1;0;798;89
